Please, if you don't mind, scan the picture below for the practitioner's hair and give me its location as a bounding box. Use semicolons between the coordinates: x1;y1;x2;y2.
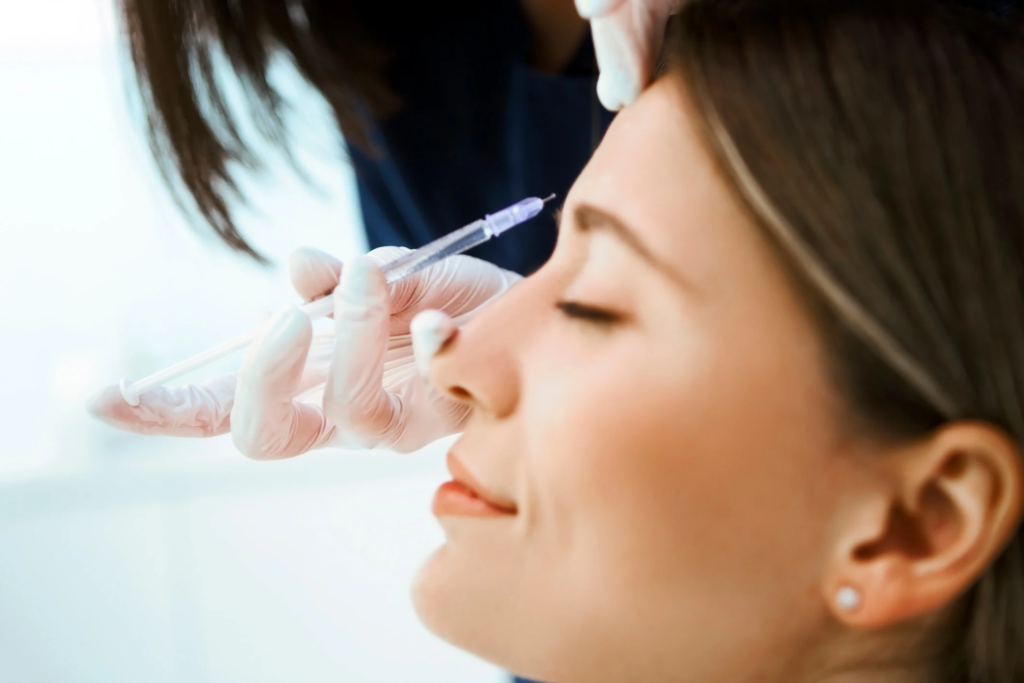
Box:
116;0;398;263
668;1;1024;680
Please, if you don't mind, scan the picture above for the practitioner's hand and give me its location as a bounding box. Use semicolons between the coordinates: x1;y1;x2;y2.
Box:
576;0;683;111
86;246;520;456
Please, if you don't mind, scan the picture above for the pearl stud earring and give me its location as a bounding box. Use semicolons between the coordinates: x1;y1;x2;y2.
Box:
836;586;861;612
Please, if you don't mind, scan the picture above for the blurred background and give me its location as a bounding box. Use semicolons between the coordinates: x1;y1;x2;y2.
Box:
0;1;501;680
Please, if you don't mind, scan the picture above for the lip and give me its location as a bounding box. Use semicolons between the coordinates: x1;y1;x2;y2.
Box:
432;451;517;518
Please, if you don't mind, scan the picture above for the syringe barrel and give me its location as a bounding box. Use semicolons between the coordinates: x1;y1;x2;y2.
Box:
379;219;490;283
380;196;545;283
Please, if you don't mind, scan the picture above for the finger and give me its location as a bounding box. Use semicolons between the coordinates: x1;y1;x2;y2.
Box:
591;15;645;111
410;309;457;377
591;1;670;110
324;256;399;445
288;247;342;303
232;307;335;459
575;0;627;19
85;374;237;437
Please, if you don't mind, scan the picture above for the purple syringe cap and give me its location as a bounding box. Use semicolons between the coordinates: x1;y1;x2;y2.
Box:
485;194;557;236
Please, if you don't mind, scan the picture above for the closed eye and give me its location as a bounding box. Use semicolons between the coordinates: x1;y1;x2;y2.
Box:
556;300;622;325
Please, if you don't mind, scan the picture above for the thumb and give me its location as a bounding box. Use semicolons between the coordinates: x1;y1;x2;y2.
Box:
590;0;671;111
574;0;627;19
411;309;458;377
323;256;398;444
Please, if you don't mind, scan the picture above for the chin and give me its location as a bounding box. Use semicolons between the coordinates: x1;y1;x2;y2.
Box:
411;542;600;683
411;543;494;651
411;543;545;678
410;545;451;637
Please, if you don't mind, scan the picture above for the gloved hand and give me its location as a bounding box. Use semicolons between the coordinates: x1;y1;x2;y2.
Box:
575;0;683;111
85;246;520;456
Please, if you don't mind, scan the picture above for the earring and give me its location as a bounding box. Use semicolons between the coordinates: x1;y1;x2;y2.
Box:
835;586;861;612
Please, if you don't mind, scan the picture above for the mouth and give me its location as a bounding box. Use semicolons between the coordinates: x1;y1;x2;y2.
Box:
432;451;518;518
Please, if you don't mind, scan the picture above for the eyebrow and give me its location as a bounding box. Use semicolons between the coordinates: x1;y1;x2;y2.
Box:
566;203;692;289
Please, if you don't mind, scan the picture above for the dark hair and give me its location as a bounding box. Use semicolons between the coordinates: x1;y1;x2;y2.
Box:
668;1;1024;681
117;0;398;263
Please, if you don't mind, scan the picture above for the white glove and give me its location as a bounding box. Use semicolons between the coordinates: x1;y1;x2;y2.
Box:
576;0;682;111
86;246;520;456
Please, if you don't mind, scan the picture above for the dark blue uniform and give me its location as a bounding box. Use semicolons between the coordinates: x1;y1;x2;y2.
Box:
351;0;614;277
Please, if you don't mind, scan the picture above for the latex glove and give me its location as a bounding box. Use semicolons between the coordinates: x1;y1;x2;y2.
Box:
576;0;682;111
86;246;520;456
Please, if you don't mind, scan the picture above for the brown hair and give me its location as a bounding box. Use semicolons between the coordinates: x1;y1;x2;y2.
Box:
116;0;398;263
668;1;1024;681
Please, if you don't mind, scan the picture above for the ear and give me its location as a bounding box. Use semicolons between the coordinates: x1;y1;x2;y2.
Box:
824;422;1023;628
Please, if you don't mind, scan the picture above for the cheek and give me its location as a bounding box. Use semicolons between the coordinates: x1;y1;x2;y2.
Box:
521;321;839;609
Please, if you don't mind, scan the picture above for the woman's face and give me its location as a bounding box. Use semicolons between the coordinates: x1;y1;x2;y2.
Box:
413;78;863;682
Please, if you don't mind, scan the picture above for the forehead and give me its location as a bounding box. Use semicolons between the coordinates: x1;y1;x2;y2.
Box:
569;77;764;289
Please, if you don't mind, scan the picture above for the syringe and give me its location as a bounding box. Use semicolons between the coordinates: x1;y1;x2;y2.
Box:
119;194;555;407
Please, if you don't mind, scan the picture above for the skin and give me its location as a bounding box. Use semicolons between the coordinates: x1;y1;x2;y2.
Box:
411;76;1024;682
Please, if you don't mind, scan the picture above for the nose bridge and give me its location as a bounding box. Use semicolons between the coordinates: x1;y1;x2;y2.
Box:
431;276;545;419
464;273;547;349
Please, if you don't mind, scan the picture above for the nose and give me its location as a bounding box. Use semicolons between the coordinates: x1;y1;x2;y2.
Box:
428;278;542;420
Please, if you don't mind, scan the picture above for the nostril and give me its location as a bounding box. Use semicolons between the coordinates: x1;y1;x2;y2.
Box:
449;386;472;401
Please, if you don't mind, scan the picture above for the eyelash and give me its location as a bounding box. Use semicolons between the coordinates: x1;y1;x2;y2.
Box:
556;300;622;325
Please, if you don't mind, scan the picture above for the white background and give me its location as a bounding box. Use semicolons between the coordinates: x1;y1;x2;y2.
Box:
0;1;502;680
